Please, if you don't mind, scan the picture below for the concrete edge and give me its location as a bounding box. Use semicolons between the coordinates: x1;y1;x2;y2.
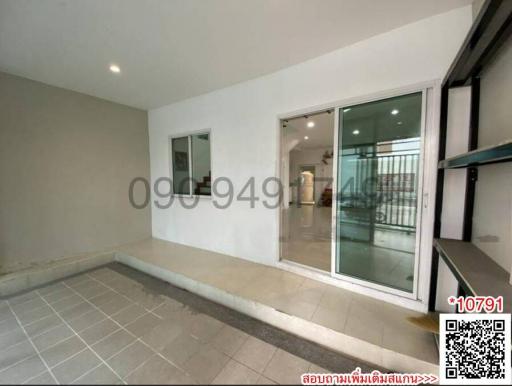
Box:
114;251;439;374
0;251;115;297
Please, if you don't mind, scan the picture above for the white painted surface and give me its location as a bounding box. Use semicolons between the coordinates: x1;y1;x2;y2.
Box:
473;37;512;274
436;86;471;312
149;8;472;301
0;0;472;109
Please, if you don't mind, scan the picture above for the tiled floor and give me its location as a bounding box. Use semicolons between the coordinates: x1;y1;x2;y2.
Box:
280;205;416;291
0;264;374;384
116;238;438;370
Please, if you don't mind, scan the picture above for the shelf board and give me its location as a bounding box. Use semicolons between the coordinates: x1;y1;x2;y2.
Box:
434;238;512;313
438;140;512;169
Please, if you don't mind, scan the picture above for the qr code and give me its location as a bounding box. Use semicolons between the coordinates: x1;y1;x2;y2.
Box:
440;313;511;385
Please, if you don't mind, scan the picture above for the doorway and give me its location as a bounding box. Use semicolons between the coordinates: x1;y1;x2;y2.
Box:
280;110;334;272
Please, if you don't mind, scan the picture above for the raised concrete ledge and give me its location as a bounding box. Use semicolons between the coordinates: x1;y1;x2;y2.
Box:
115;251;438;374
0;251;115;297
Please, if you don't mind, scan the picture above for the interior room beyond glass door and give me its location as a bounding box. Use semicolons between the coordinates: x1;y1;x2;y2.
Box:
335;92;423;293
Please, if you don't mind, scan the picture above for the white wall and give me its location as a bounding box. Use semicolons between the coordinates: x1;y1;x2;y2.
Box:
149;7;472;269
473;37;512;275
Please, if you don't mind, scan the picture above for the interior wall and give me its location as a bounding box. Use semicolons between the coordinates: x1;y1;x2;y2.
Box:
472;37;512;275
289;147;333;204
149;7;472;270
0;72;151;274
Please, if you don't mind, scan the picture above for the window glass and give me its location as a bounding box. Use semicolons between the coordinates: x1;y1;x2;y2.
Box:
171;136;190;195
191;133;211;196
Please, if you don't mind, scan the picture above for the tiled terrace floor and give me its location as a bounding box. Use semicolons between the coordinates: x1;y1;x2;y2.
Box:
0;264;375;384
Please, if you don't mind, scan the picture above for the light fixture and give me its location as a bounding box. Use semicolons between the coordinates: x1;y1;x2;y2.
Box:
304;136;309;140
391;109;399;115
109;64;121;73
307;121;315;128
352;130;360;135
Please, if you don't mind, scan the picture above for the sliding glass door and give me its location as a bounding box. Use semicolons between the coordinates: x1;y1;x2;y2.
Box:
335;92;423;293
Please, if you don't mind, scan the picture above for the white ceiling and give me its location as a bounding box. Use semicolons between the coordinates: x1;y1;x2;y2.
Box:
284;111;334;150
0;0;471;110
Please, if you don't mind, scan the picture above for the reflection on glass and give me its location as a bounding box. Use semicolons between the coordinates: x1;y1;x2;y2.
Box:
191;133;211;195
172;136;190;195
336;92;422;292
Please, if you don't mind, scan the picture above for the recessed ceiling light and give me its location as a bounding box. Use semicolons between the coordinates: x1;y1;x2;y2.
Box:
352;130;360;135
344;108;351;113
391;109;399;115
109;64;121;73
304;136;309;140
307;121;315;128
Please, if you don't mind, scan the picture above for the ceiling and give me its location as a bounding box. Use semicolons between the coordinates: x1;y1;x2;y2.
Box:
284;111;334;150
0;0;471;110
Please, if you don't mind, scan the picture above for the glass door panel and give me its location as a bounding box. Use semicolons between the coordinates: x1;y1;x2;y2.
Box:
335;92;422;293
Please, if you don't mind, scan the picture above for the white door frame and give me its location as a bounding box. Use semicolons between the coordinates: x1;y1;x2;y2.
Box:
276;80;441;311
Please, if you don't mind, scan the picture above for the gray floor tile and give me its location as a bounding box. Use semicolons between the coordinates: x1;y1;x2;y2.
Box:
24;370;58;384
38;282;67;296
140;319;183;352
183;344;230;384
78;319;119;345
67;309;106;332
125;354;195;385
110;304;146;326
40;336;86;368
0;340;35;371
0;304;14;323
0;328;27;350
187;313;224;343
97;296;132;316
212;359;260;385
50;294;83;312
91;329;136;360
0;355;46;384
7;291;39;306
52;348;101;384
41;287;75;304
160;332;201;366
211;325;249;356
0;316;19;335
32;323;74;351
107;341;153;378
59;302;94;321
263;349;311;385
72;364;123;384
15;305;53;326
125;313;161;337
11;297;46;315
24;315;62;338
233;336;277;373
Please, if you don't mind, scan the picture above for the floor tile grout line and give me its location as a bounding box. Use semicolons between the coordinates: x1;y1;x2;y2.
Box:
4;300;60;385
49;347;88;370
35;289;127;386
86;273;164;319
21;368;49;384
61;280;194;382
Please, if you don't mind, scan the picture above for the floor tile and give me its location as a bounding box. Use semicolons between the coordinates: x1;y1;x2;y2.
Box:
97;296;132;316
38;282;67;297
24;315;62;338
15;305;53;326
125;354;195;384
41;287;75;304
152;298;185;318
125;313;161;337
32;323;74;351
160;332;201;366
8;291;39;306
107;341;153;378
140;319;183;352
0;355;46;384
212;359;260;384
63;275;91;288
79;319;119;345
233;336;277;373
50;294;83;312
52;348;101;384
0;305;14;323
40;336;86;368
58;302;94;322
0;316;19;335
311;304;348;332
256;375;278;384
210;325;248;356
12;297;47;315
186;313;224;343
110;304;146;326
183;344;230;384
91;329;136;360
0;340;35;371
309;363;331;373
263;349;311;385
24;370;57;384
72;364;123;384
67;309;106;332
0;328;27;350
